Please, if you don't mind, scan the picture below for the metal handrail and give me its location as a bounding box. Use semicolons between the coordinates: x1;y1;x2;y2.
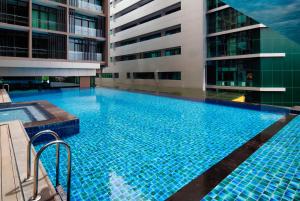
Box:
26;130;60;183
31;140;71;201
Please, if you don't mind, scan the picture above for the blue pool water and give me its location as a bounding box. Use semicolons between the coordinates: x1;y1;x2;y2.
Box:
0;108;33;123
11;88;284;200
203;116;300;201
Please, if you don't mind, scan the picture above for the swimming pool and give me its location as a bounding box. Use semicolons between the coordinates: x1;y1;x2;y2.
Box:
11;88;285;200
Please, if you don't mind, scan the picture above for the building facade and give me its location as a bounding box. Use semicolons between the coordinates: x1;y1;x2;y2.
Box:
0;0;109;88
102;0;206;89
206;0;300;106
104;0;300;106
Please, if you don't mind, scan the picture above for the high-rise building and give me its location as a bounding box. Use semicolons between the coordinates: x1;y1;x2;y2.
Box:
206;0;300;106
104;0;300;106
103;0;206;89
0;0;109;88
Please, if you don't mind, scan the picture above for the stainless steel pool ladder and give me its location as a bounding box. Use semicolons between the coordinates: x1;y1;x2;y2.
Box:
3;83;9;92
25;130;71;201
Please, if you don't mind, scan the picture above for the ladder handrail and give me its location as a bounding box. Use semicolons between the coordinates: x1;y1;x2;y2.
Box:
32;140;71;201
26;130;61;184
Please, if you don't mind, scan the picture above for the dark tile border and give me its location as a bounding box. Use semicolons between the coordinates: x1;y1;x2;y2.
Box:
100;87;292;114
23;101;79;140
22;101;77;128
166;114;297;201
291;106;300;114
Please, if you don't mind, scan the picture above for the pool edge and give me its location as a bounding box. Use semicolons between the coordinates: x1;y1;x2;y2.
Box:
98;87;292;114
166;114;297;201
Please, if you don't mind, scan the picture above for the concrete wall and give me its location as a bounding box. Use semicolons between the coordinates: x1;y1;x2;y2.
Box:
80;76;91;88
103;0;206;89
0;58;99;76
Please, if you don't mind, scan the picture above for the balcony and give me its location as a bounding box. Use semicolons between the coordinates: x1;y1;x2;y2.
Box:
32;4;66;32
49;0;67;4
32;33;67;59
69;51;102;62
32;19;65;32
0;0;29;26
70;0;102;13
0;46;28;57
74;26;101;37
0;13;29;27
0;29;28;57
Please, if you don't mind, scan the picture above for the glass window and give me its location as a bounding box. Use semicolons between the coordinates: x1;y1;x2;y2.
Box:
82;20;88;28
206;59;260;87
101;73;113;78
49;13;57;30
207;7;258;34
158;72;181;80
143;50;161;58
75;18;81;26
114;73;119;78
164;47;181;56
40;12;48;29
133;72;155;79
207;30;260;57
31;4;64;31
32;10;39;27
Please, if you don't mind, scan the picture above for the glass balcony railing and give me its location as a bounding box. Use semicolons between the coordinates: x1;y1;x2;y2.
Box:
32;19;65;32
0;12;28;26
75;26;100;37
0;46;28;57
216;81;254;87
32;48;66;59
50;0;67;4
71;0;102;12
69;51;102;62
97;53;102;61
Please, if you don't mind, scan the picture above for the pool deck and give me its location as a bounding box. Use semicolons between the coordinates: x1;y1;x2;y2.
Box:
0;120;61;201
0;89;11;104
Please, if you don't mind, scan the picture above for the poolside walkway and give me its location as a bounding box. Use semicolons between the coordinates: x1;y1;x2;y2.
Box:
202;116;300;201
0;121;60;201
0;89;11;104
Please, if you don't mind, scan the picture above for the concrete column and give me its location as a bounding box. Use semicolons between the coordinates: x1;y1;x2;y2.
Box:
66;3;69;60
104;0;109;66
29;0;32;58
80;76;91;88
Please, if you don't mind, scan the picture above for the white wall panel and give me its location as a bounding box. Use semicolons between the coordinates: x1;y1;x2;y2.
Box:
111;11;182;42
111;0;180;29
110;33;182;56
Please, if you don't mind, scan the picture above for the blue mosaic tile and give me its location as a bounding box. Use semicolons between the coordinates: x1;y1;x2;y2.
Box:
11;88;284;200
202;116;300;201
25;119;79;142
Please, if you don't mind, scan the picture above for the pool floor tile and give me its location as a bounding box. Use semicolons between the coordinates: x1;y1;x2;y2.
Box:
202;116;300;201
11;88;289;201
